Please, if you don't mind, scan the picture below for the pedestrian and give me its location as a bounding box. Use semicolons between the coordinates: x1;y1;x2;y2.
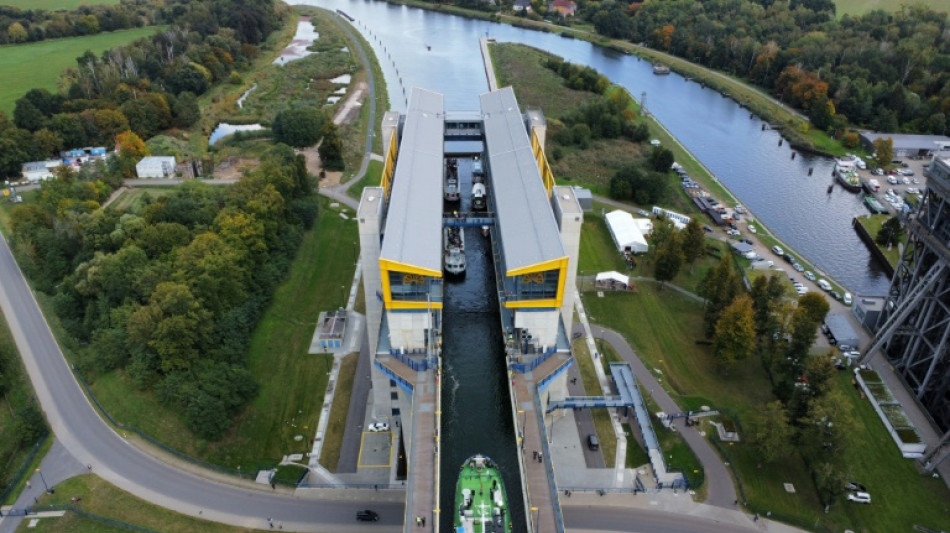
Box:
753;514;759;522
416;516;421;527
421;516;426;527
87;464;92;471
25;481;30;489
374;484;378;491
532;450;538;460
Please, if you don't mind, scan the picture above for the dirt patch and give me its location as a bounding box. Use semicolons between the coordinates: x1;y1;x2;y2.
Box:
333;81;367;126
213;157;260;180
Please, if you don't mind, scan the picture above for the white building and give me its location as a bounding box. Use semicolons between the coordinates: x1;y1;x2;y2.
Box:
21;160;63;182
135;156;177;178
605;209;649;254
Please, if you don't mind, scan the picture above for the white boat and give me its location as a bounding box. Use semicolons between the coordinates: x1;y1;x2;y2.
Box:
444;226;465;275
472;182;487;211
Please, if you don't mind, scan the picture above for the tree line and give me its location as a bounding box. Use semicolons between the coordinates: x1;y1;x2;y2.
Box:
586;0;948;136
0;0;154;45
9;145;319;440
0;0;282;178
649;227;850;506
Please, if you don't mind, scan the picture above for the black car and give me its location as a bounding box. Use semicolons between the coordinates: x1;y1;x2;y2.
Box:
356;510;380;522
740;238;753;245
845;481;867;492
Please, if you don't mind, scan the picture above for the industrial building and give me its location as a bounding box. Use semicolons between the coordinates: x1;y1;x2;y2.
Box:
357;86;581;532
866;155;950;445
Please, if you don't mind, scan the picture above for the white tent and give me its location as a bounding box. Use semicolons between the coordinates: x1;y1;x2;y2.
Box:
605;210;649;254
596;271;630;287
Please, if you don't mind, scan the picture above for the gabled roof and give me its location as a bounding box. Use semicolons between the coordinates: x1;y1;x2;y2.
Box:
480;88;566;274
379;88;445;275
551;0;576;8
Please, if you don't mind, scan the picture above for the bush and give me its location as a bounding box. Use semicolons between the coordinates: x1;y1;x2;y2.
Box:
272;107;326;148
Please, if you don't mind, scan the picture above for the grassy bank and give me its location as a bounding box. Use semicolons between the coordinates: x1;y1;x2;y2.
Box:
30;475;252;533
583;286;950;531
0;27;160;115
89;199;360;469
320;352;358;471
854;214;902;268
571;339;617;468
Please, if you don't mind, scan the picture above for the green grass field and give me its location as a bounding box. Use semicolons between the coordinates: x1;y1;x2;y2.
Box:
31;475;254;533
106;187;175;212
578;213;628;275
89;199;360;469
0;27;158;115
854;214;903;267
320;352;358;471
835;0;948;16
0;0;118;10
583;287;950;531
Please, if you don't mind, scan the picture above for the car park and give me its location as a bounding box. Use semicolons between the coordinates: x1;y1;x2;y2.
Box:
847;492;871;504
357;510;380;521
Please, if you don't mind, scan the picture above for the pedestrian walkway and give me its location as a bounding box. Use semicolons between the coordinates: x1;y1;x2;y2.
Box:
404;368;438;532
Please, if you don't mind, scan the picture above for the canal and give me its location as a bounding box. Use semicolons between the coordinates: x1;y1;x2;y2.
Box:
439;158;526;532
306;0;892;297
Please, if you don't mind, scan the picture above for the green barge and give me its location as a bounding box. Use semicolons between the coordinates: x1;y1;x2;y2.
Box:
455;454;510;533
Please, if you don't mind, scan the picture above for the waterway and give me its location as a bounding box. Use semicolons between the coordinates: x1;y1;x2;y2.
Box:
439;158;526;532
303;0;891;296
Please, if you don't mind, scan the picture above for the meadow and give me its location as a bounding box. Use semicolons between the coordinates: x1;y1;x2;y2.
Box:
0;27;158;115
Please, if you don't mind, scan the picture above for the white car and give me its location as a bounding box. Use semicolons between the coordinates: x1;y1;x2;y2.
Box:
887;175;899;185
847;491;871;504
368;422;390;432
855;159;866;169
817;279;832;291
843;292;852;305
804;271;816;281
772;245;784;256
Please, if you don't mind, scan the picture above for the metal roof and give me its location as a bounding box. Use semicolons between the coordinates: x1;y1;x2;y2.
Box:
379;88;445;274
859;132;950;151
480;88;565;273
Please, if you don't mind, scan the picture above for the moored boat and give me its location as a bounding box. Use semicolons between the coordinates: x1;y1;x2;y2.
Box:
445;158;460;202
833;159;861;192
444;226;465;275
652;63;670;75
472;182;487;211
864;195;886;214
455;454;509;533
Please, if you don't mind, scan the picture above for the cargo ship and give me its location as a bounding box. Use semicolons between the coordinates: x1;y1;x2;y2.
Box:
455;454;509;533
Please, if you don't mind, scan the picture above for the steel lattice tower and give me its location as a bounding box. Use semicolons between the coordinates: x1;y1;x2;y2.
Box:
866;157;950;432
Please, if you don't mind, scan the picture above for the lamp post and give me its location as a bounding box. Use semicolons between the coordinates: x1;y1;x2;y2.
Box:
35;468;51;494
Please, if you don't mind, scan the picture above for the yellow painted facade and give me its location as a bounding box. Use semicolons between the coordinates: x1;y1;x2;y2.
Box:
503;256;569;310
379;258;443;310
530;130;555;199
381;132;398;198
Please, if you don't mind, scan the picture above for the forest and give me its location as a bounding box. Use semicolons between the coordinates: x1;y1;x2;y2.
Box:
9;145;319;440
0;0;282;177
583;0;949;135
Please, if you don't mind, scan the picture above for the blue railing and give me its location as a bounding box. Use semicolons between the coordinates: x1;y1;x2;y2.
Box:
373;360;414;394
537;358;572;392
389;350;428;371
509;345;558;374
533;391;566;533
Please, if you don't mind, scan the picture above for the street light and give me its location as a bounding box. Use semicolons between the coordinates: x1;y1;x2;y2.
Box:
35;468;51;494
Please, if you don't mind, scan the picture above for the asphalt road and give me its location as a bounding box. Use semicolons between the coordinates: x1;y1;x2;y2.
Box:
0;233;403;532
566;363;605;468
564;505;760;533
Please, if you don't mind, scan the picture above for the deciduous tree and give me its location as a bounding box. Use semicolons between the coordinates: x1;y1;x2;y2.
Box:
713;294;756;371
746;400;793;464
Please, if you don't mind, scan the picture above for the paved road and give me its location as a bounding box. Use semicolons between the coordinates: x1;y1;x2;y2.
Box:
567;363;605;468
0;232;404;532
564;505;760;533
585;325;738;508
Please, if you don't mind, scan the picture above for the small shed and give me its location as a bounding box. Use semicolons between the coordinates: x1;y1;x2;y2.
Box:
825;313;859;349
315;308;347;350
136;156;177;178
605;209;648;254
21;160;62;182
852;296;884;332
596;271;631;290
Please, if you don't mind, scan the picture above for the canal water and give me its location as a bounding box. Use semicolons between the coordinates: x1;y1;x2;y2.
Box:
303;0;891;297
439;158;526;532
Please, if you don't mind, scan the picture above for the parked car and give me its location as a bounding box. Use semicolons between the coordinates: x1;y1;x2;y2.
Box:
804;271;816;281
772;245;784;256
873;168;884;175
783;253;795;264
793;262;804;272
847;492;871;504
845;482;867;492
817;279;832;291
832;291;843;301
368;422;390;432
887;175;899;185
356;509;380;521
843;292;852;305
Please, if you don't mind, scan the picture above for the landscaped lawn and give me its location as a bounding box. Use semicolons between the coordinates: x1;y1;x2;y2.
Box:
29;475;254;533
346;159;384;201
0;27;160;114
578;213;628;276
854;214;903;268
105;187;175;212
582;286;950;532
89;199;361;471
